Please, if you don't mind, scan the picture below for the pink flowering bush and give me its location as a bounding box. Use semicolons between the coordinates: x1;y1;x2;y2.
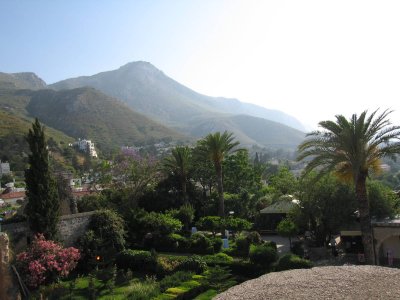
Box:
16;234;80;288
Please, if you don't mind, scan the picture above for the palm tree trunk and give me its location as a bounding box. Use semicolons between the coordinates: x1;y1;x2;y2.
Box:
181;176;187;204
215;163;225;217
356;172;376;265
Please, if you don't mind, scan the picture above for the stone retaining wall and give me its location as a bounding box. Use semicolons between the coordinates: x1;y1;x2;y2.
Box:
1;211;95;250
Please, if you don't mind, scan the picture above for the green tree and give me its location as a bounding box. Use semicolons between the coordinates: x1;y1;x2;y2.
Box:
79;209;126;268
267;167;298;197
223;149;263;194
297;109;400;264
196;131;240;217
25;118;60;239
276;218;298;249
162;146;192;203
367;180;400;219
293;172;357;246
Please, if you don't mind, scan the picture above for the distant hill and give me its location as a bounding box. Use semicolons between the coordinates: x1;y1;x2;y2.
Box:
185;114;305;149
0;84;184;156
0;72;47;90
50;61;306;149
26;87;184;153
50;62;304;131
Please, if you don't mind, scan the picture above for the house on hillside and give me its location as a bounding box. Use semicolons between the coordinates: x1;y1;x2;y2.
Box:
73;139;98;158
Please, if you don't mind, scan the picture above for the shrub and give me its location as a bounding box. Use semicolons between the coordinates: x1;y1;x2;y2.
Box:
196;216;223;237
203;253;234;266
177;255;207;274
228;260;265;279
276;253;313;271
204;266;236;292
235;234;250;257
116;249;157;273
141;212;183;236
126;276;160;300
16;234;80;288
264;240;277;250
223;217;252;232
211;238;223;253
249;244;278;267
152;233;189;251
246;231;262;245
156;256;185;275
159;271;194;292
189;233;214;254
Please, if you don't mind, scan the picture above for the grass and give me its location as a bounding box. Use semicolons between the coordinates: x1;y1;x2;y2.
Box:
194;289;218;300
43;276;159;300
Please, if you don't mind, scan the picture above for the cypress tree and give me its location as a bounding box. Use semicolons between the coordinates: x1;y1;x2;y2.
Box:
25;118;60;239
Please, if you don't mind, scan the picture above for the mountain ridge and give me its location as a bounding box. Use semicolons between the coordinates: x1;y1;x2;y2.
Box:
50;61;305;132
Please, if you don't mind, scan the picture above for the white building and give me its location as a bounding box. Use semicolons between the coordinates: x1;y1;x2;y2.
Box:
74;139;98;158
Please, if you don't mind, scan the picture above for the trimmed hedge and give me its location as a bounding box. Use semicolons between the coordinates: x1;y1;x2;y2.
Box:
249;244;278;267
276;253;313;271
115;249;157;273
176;255;207;274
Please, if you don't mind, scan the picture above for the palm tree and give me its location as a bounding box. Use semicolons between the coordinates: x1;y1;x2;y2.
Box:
163;146;192;203
297;109;400;264
196;131;240;217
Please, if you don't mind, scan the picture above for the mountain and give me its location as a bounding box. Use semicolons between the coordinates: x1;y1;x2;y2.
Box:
0;83;184;156
0;72;47;90
50;61;305;131
26;87;184;153
185;114;305;149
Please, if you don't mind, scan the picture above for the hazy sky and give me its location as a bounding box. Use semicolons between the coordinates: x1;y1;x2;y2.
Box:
1;0;400;130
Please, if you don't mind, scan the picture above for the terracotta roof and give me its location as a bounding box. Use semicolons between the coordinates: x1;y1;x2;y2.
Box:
0;191;26;199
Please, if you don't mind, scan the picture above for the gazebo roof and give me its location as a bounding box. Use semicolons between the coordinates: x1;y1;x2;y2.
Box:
260;200;297;214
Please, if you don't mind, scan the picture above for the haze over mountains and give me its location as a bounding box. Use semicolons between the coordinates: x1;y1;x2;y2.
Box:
0;61;306;154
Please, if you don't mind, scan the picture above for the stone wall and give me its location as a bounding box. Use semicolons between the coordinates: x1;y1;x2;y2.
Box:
1;211;95;251
58;211;94;246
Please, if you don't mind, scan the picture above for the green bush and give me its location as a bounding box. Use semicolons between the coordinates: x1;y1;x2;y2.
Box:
276;253;313;271
228;260;265;279
203;253;234;266
116;249;157;273
235;234;250;257
249;244;278;267
159;271;194;292
152;233;190;252
264;240;277;250
177;255;207;274
246;231;262;245
127;277;160;300
211;238;222;253
196;216;223;237
189;233;214;254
